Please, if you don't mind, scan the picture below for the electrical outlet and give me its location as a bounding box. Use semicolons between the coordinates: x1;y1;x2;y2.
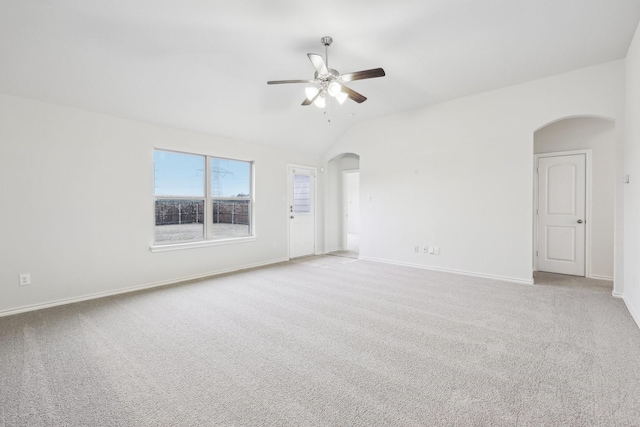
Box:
414;245;420;253
423;246;429;253
272;242;277;248
434;247;440;255
19;273;31;286
428;246;434;254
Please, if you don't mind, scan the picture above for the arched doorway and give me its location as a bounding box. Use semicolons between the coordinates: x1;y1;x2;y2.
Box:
326;153;360;258
533;116;615;280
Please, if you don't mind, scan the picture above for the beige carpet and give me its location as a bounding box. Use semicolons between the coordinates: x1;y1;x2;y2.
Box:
1;258;639;426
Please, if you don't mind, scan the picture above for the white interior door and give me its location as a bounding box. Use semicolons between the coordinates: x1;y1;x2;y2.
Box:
537;154;586;276
289;166;315;258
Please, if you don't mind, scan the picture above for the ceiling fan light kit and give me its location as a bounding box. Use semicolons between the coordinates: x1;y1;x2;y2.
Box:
267;36;385;109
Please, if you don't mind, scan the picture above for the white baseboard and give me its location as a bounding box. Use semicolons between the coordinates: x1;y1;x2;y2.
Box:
623;297;640;330
0;257;288;318
360;256;534;285
612;291;624;298
590;274;614;281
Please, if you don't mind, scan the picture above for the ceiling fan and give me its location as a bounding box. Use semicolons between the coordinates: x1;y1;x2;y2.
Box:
267;36;385;108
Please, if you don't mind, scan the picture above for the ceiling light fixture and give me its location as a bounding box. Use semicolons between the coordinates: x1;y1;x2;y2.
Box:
313;93;326;108
327;81;341;97
305;86;319;101
336;91;348;105
303;81;346;109
267;36;386;109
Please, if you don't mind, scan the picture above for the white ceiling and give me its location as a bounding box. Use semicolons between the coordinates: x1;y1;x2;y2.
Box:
1;0;639;155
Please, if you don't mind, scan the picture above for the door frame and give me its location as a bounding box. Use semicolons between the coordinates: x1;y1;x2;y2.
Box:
287;164;318;259
533;149;592;277
342;169;359;250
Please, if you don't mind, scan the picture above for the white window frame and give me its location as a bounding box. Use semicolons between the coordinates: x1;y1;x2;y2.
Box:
150;149;255;252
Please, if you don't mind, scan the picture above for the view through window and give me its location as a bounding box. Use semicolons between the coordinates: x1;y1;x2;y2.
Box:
154;150;253;244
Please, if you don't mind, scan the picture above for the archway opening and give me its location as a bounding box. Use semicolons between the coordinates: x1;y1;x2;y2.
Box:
533;116;615;283
326;153;360;258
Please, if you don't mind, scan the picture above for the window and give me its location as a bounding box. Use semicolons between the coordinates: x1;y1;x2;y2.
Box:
153;149;253;246
292;174;311;213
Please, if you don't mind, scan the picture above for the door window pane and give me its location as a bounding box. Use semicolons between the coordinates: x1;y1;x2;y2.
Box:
293;174;311;213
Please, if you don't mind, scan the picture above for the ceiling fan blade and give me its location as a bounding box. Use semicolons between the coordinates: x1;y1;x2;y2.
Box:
307;53;328;75
342;85;367;103
340;68;386;83
267;79;313;85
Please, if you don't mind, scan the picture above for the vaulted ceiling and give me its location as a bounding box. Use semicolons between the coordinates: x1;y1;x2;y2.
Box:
1;0;639;155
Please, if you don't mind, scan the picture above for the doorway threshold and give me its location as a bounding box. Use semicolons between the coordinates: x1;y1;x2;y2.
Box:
327;250;359;259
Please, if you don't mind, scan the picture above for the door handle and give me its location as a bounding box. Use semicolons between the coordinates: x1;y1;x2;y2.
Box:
290;216;294;219
577;219;583;224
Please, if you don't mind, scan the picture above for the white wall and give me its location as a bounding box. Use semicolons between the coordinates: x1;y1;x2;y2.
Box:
325;153;359;253
534;117;616;280
0;94;321;315
624;21;640;326
324;61;625;284
0;60;633;316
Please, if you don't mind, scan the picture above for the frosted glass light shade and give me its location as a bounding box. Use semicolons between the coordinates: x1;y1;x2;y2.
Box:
305;86;319;100
313;94;326;108
327;81;342;97
336;92;348;104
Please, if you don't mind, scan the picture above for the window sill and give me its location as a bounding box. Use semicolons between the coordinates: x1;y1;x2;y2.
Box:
150;236;256;253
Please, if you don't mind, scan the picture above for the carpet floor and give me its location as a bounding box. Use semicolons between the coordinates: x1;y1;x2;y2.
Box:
1;257;639;426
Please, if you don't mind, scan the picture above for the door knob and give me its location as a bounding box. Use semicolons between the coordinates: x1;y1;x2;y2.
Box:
577;219;583;224
290;216;294;219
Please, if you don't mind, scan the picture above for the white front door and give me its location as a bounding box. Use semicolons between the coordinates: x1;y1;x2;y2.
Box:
537;154;586;276
288;166;316;258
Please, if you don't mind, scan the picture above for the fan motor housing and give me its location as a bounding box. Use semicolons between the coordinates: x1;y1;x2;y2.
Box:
314;68;340;81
